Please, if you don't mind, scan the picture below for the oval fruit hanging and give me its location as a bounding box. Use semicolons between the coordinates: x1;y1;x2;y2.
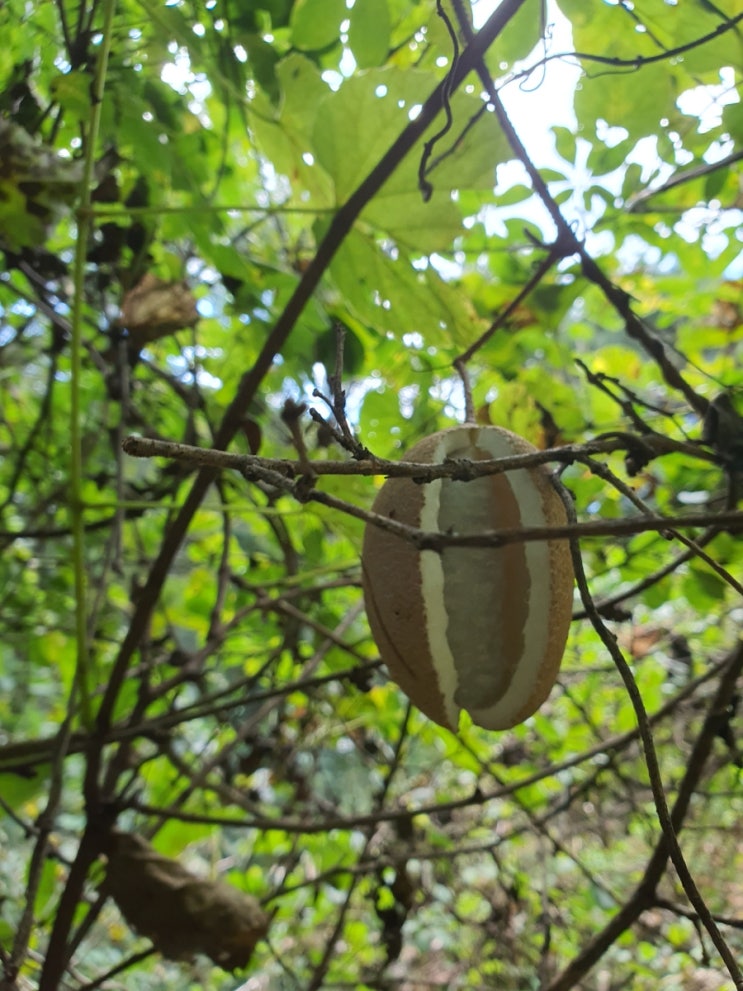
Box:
361;425;574;731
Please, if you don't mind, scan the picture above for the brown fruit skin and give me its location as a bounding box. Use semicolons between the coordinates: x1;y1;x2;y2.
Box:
362;445;450;727
361;425;573;732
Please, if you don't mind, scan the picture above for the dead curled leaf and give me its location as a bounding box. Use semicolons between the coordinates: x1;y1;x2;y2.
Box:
106;830;269;971
120;272;199;348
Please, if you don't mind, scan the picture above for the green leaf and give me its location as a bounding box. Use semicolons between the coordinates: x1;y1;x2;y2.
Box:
0;765;51;809
348;0;391;68
250;54;335;204
574;55;681;139
704;164;728;200
278;54;330;132
244;34;281;101
722;100;743;143
497;184;533;205
484;0;544;69
586;136;636;176
552;125;577;164
0;179;47;248
312;68;434;201
290;0;346;51
142;79;182;132
311;68;507;247
49;69;92;122
359;386;402;448
314;323;366;376
621;161;644;200
328;225;484;346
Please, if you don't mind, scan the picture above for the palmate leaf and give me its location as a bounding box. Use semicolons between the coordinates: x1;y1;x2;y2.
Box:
312;67;509;234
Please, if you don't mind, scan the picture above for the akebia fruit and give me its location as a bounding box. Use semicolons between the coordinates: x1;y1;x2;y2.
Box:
361;425;574;731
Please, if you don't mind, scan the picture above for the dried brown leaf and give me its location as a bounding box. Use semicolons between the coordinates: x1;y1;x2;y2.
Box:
106;830;269;971
120;273;199;347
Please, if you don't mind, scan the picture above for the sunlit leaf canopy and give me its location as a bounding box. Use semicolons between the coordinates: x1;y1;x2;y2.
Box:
1;0;742;989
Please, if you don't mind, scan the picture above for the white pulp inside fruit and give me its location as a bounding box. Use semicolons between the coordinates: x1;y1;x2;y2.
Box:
419;471;460;729
418;427;553;731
